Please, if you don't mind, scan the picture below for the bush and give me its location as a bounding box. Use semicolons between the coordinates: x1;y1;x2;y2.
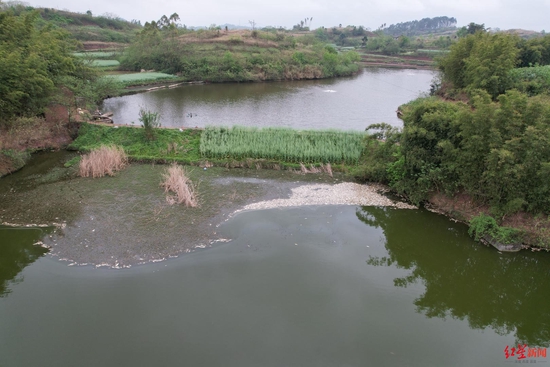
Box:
79;145;128;178
139;108;161;141
468;214;523;244
161;163;198;207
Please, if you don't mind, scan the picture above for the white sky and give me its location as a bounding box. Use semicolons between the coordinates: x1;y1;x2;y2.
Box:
26;0;550;31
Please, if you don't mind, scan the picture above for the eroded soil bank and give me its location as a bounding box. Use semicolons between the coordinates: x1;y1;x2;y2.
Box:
0;154;411;268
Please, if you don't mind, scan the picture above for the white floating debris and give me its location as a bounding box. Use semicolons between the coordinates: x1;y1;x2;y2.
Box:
231;182;416;215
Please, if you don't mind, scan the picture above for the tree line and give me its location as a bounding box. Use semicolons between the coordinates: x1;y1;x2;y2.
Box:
360;29;550;244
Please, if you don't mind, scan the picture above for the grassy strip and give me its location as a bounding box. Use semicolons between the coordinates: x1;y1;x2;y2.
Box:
105;72;177;83
91;60;120;67
200;126;366;164
70;124;365;171
70;124;202;164
73;52;117;58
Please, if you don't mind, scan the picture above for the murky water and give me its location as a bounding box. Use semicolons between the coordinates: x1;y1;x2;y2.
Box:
102;68;435;129
2;70;549;365
1;206;549;366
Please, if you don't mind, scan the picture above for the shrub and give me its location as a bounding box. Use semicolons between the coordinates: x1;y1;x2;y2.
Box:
139;108;161;141
79;145;128;178
161;163;198;207
468;214;523;244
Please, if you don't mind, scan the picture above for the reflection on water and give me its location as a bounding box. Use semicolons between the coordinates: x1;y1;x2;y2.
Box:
0;206;532;367
103;68;435;130
358;206;550;347
0;226;50;297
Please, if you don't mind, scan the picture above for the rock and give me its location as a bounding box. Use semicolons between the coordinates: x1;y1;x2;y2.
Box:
481;235;523;252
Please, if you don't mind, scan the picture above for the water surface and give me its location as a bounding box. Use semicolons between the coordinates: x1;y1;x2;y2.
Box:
103;68;435;130
1;206;548;367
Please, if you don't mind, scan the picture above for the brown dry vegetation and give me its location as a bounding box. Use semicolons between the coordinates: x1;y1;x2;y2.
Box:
79;145;128;178
161;163;198;207
0;116;74;152
0;109;77;176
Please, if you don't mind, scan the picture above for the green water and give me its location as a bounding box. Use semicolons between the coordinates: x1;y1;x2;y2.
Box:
1;205;549;366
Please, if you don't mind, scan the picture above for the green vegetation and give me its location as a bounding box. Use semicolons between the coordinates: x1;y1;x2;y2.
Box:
200;126;365;164
91;59;120;67
105;72;176;84
71;123;365;169
382;16;457;37
119;17;360;81
139;108;161;141
509;65;550;95
468;214;523;245
70;124;202;164
438;31;519;98
358;29;550;247
73;51;117;58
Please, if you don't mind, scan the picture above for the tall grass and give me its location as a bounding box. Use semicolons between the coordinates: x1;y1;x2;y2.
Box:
161;163;198;207
79;145;128;178
200;126;366;164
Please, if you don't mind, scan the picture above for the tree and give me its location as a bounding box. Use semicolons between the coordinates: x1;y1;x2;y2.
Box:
457;22;486;37
0;9;81;121
439;32;519;99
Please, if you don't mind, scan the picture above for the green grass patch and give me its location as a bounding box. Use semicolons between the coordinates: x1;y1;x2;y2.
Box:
73;51;116;58
91;59;120;67
106;72;177;84
71;124;367;169
200;126;366;164
70;124;202;164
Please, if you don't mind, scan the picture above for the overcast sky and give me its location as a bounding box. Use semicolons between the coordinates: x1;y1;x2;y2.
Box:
27;0;550;31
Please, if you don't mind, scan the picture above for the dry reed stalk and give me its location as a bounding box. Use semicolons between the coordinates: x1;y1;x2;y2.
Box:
300;163;308;174
161;163;198;207
321;163;333;177
79;145;128;178
309;165;321;173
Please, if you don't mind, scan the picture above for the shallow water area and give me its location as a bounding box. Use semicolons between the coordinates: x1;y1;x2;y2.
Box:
1;205;549;367
102;68;435;129
3;152;380;267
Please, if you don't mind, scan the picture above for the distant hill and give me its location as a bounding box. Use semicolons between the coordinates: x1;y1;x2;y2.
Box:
0;2;141;45
187;24;251;31
501;29;545;40
382;16;457;36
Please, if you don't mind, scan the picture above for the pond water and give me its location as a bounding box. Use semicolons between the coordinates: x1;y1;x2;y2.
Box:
1;205;549;366
2;70;550;366
102;68;435;130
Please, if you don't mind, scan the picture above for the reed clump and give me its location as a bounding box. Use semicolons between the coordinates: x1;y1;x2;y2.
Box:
200;126;365;164
79;145;128;178
161;163;198;207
